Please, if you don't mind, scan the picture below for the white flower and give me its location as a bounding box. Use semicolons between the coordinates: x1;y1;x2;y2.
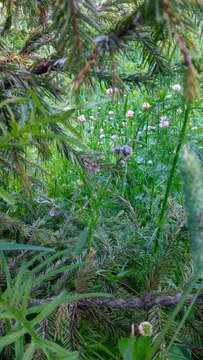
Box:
176;108;182;114
63;105;71;111
126;110;134;118
160;115;169;128
160;115;168;122
138;322;153;336
90;126;94;130
172;84;181;91
100;134;105;139
90;115;96;120
191;126;198;130
100;128;104;132
111;135;118;140
109;111;114;116
143;102;151;110
78;115;86;122
160;120;169;128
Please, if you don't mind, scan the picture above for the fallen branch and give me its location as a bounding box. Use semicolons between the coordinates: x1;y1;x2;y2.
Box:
29;293;203;310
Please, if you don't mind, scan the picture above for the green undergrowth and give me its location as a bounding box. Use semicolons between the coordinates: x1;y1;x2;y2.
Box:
1;68;203;359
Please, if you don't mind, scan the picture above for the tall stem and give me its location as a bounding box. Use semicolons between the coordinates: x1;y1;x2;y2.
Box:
156;105;190;245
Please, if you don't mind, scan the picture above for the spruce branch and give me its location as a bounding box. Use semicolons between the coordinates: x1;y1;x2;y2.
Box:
28;293;203;310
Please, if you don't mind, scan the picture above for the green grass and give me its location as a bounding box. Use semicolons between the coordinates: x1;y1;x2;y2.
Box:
1;69;203;359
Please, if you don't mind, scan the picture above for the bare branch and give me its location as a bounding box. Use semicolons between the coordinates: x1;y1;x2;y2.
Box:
28;293;203;310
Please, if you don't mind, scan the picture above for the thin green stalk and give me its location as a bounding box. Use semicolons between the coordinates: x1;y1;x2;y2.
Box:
166;287;201;353
150;266;203;358
156;104;190;245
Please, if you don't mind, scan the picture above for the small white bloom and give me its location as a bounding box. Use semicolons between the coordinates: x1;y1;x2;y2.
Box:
191;126;198;130
176;108;182;114
172;84;181;91
126;110;134;118
109;111;114;116
160;115;169;128
160;115;168;122
111;135;118;140
90;115;96;120
143;102;151;110
122;122;127;126
90;126;94;130
160;120;169;128
63;105;71;111
148;160;153;165
138;321;153;336
100;134;105;139
100;128;104;132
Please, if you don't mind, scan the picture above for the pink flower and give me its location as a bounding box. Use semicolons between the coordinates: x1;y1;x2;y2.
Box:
78;115;86;122
160;115;169;128
83;159;100;173
126;110;134;118
143;102;151;110
106;88;114;95
114;87;120;94
49;208;57;217
106;88;120;95
91;166;100;173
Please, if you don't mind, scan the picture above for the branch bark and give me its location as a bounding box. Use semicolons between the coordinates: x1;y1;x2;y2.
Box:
29;293;203;310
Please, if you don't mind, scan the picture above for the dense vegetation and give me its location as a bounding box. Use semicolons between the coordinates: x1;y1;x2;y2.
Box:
0;1;203;359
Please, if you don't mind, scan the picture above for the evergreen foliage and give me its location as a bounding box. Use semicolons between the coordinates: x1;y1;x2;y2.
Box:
0;0;203;359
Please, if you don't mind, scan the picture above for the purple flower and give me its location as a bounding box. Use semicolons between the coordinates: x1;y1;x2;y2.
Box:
49;208;57;217
83;159;100;173
113;145;133;158
121;145;133;158
118;160;126;167
114;147;122;155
